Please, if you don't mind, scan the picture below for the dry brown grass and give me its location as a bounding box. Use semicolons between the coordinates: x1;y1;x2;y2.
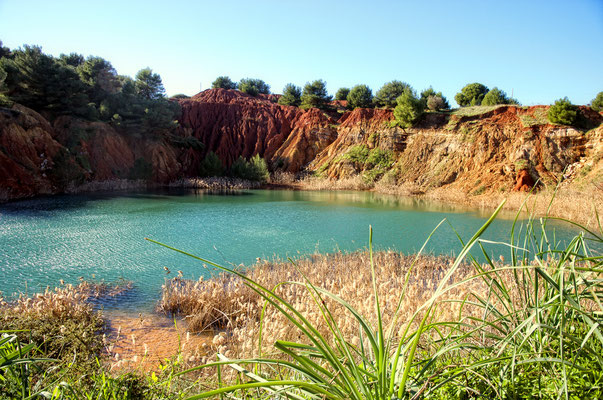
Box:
158;251;512;367
296;175;372;191
423;186;603;230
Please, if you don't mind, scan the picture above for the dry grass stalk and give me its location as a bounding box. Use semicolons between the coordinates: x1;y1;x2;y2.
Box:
159;252;516;370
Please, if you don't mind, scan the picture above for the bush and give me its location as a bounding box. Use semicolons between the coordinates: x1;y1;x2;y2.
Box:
374;80;411;108
393;88;424;128
300;79;332;109
229;154;269;182
238;78;270;96
420;87;449;110
199;151;224;177
343;145;370;164
454;82;489;106
278;83;301;106
346;84;373;109
426;95;446;111
335;87;350;101
591;91;603;112
482;87;513;106
211;76;237;90
128;157;153;180
548;97;578;125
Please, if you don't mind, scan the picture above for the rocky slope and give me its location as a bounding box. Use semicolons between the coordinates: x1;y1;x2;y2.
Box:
310;105;603;193
0;89;601;201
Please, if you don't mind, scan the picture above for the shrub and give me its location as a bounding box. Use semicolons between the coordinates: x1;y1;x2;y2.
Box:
238;78;270;96
374;80;411;108
211;76;237;90
393;88;424;128
278;83;301;106
426;95;446;111
346;84;373;109
591;91;603;112
128;157;153;180
170;93;190;99
229;154;269;182
199;151;224;177
454;82;489;106
335;87;350;101
482;87;512;106
343;145;370;164
300;79;332;109
548;97;578;125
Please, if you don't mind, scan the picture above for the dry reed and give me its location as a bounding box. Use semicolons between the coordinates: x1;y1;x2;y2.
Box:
158;251;514;366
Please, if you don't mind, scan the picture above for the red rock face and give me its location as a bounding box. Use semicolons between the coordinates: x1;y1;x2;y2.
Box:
514;169;535;191
0;105;63;200
177;89;337;171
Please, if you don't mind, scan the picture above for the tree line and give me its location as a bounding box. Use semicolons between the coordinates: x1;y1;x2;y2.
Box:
213;74;602;128
0;41;179;137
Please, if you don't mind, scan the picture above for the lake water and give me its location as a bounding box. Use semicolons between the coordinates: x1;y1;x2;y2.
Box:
0;189;590;312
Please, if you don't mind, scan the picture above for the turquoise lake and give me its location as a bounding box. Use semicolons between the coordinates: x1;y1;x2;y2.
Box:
0;189;591;312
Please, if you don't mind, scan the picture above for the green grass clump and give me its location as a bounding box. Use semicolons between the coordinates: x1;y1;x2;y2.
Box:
450;104;507;117
519;107;549;127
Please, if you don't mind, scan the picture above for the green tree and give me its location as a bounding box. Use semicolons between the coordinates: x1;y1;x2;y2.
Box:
212;76;237;90
548;97;578;125
278;83;302;106
374;81;411;108
300;79;332;109
77;56;120;104
420;87;449;110
229;155;269;182
454;82;489;106
590;91;603;112
238;78;270;96
393;88;424;128
482;87;512;106
0;45;90;116
199;151;225;177
0;40;10;59
347;84;373;109
335;87;350;101
135;67;165;100
59;52;84;67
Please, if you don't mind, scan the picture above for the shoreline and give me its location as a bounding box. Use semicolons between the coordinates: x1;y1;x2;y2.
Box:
2;175;601;229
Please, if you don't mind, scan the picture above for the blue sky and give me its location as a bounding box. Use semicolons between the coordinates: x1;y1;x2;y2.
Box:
0;0;601;106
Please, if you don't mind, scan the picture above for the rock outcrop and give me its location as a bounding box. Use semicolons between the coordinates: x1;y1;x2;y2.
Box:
1;89;601;201
311;105;603;194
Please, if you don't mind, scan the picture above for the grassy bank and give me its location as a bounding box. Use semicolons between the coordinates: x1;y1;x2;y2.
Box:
2;203;602;398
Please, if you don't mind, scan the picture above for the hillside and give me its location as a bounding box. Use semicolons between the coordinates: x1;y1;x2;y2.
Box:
0;88;601;202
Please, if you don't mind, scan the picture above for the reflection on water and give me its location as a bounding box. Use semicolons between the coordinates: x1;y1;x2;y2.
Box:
0;189;594;312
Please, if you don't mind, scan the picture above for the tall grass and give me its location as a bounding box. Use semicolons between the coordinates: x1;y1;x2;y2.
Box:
148;199;603;399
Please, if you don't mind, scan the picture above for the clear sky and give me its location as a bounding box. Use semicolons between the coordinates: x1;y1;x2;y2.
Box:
0;0;601;106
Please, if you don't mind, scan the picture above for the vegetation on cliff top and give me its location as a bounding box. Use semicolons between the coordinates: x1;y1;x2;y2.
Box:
0;43;180;139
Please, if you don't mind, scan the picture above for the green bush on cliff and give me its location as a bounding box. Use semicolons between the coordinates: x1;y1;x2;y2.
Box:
374;80;411;108
393;88;424;128
420;87;450;110
482;87;519;106
548;97;578;125
335;87;350;101
238;78;270;96
199;151;224;177
455;82;489;106
128;157;153;180
212;75;237;90
278;83;302;106
591;91;603;112
230;154;269;182
300;79;332;109
347;84;373;109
